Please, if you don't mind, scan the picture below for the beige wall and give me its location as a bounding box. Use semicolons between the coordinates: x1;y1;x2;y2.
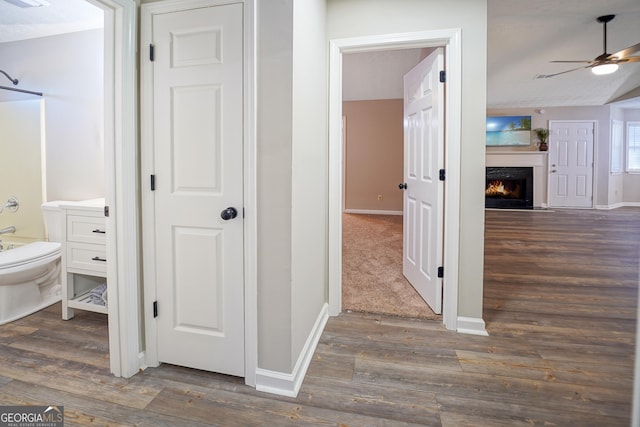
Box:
328;0;488;321
343;99;403;212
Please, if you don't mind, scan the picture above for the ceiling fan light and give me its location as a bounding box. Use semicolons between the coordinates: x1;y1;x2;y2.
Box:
591;63;619;75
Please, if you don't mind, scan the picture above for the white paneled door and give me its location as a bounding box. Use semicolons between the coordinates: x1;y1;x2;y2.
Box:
548;121;594;208
401;49;445;314
150;3;244;376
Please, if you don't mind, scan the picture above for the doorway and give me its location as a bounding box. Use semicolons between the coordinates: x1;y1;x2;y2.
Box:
340;49;441;319
328;29;463;331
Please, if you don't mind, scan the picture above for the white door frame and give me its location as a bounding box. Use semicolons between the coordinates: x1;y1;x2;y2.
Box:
140;0;257;387
547;120;597;209
85;0;139;378
328;29;462;331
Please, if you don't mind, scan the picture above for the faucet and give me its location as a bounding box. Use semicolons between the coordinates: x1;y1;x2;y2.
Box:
0;226;16;235
0;197;19;214
0;226;15;251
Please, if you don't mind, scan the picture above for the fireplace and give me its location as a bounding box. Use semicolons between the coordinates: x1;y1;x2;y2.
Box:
485;167;533;209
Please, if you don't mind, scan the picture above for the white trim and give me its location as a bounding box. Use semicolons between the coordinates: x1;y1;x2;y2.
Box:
457;316;489;336
329;30;462;331
597;202;640;209
90;0;139;378
255;303;329;397
139;0;257;387
243;0;258;388
344;209;402;215
140;1;159;371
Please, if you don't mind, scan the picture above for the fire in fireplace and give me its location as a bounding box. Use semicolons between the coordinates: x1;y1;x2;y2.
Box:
485;167;533;209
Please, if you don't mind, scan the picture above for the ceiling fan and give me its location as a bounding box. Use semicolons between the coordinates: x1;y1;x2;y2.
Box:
536;14;640;79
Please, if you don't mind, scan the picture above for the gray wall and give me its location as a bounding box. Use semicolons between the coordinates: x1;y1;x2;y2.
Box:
0;29;105;202
623;108;640;203
257;0;329;373
327;0;488;320
290;0;328;369
257;0;295;373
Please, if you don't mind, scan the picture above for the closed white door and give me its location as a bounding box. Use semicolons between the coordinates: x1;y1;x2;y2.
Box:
150;3;244;376
548;121;594;208
402;49;445;314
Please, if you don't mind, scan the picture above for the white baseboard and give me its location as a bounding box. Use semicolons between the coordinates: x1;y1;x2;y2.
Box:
457;316;489;336
344;209;402;215
596;202;640;210
255;303;329;397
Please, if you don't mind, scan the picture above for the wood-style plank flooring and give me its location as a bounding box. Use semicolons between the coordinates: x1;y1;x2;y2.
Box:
0;207;638;426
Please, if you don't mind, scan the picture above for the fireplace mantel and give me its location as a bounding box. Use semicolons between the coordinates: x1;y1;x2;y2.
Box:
486;151;548;208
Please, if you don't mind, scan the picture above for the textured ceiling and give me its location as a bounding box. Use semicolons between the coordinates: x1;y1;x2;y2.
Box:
0;0;102;44
488;0;640;108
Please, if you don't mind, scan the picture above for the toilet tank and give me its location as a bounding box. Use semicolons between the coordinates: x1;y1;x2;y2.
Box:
41;201;65;243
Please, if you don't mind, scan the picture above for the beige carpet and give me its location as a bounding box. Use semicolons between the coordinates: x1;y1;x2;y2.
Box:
342;213;440;319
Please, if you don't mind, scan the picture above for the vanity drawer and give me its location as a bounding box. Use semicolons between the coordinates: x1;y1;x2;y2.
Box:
67;215;106;244
66;243;107;275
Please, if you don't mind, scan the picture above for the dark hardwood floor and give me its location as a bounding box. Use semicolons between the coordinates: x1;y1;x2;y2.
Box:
0;207;638;426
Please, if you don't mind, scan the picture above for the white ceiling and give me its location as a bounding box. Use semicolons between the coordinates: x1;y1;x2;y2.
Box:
1;0;639;109
488;0;640;108
0;0;102;44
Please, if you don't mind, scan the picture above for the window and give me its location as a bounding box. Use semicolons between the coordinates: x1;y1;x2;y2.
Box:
611;120;623;173
628;121;640;172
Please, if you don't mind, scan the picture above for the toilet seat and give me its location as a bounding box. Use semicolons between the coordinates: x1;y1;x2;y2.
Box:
0;242;61;270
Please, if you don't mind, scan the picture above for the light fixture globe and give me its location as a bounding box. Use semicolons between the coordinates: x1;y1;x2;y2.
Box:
591;63;619;75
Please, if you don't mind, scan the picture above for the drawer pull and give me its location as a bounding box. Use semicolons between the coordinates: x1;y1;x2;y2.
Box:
91;256;107;262
92;229;106;234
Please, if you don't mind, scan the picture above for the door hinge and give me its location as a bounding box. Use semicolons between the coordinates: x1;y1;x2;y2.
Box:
437;266;444;278
153;301;158;318
439;169;446;181
150;44;155;62
439;70;446;83
150;174;156;191
104;206;110;217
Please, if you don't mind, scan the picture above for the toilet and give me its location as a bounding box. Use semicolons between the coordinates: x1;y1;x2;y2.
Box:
0;202;65;325
41;200;64;243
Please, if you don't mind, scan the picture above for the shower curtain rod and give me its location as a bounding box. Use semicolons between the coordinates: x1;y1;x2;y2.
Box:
0;69;43;97
0;85;43;97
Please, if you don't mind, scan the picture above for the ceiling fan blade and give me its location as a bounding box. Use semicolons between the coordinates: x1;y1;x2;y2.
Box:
610;42;640;60
535;66;588;79
550;60;593;64
620;56;640;63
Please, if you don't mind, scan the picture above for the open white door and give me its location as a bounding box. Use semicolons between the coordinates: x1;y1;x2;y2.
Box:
401;49;445;314
147;2;245;377
548;121;594;208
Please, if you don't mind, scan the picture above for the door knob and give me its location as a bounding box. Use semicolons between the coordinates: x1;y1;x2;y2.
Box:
398;183;407;190
220;207;238;220
550;170;557;173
